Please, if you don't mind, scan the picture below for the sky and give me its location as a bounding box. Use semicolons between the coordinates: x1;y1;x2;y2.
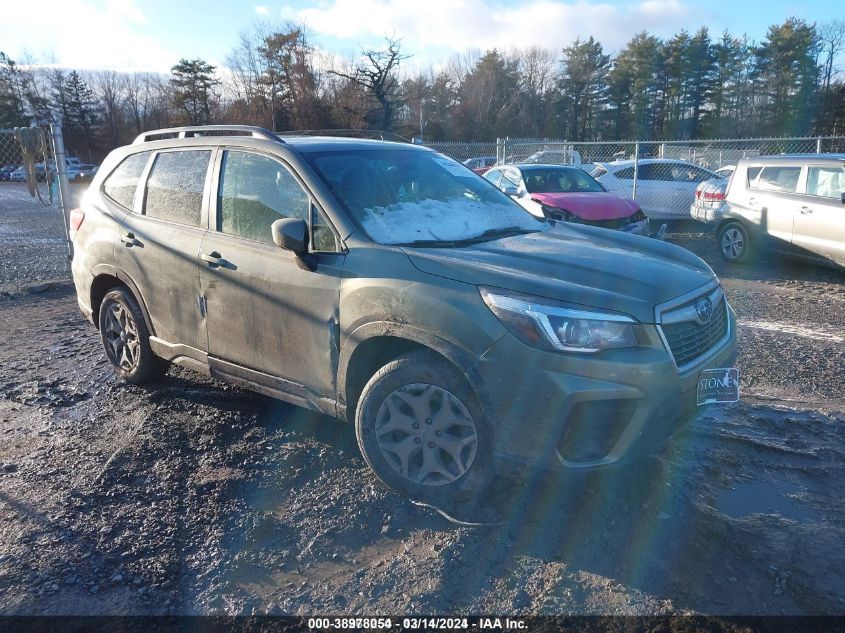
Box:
1;0;841;74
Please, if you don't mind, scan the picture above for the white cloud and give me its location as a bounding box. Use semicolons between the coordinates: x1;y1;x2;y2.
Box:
255;4;270;15
3;0;174;72
298;0;707;63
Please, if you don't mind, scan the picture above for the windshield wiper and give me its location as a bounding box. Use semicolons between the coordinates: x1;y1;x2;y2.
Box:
395;227;538;248
453;227;539;244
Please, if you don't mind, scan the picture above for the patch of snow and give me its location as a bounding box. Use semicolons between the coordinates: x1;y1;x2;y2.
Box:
359;197;539;245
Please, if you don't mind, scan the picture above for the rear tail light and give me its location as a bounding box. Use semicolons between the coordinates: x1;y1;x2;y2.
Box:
703;191;726;202
69;208;85;238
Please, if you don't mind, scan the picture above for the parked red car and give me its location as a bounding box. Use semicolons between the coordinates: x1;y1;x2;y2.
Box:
484;164;664;238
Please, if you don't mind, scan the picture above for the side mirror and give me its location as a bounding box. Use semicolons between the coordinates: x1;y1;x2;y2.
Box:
271;218;316;270
271;218;308;255
841;191;845;205
502;184;519;197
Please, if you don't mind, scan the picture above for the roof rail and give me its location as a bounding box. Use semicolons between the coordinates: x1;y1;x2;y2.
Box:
279;129;411;143
132;125;284;145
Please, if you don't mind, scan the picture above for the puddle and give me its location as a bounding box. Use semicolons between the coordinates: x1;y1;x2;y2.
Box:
716;480;812;521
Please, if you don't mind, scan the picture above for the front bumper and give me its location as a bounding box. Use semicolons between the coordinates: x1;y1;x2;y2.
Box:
473;306;737;473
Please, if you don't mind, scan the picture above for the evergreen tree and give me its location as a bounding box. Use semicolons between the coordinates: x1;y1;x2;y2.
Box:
170;58;218;125
557;37;609;140
0;52;29;127
754;18;821;135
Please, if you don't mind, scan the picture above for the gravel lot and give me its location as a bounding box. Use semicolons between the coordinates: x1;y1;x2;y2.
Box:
1;182;843;615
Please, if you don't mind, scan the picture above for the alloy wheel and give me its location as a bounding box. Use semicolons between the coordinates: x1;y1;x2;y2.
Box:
103;302;141;372
374;383;478;486
721;227;745;260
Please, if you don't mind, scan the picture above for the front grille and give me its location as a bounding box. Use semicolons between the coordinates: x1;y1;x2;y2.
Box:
661;295;728;368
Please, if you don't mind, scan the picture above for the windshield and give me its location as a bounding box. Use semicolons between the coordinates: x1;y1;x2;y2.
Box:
523;168;605;194
307;149;540;245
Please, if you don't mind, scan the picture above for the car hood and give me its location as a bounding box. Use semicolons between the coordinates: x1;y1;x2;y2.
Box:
531;192;639;220
403;225;716;323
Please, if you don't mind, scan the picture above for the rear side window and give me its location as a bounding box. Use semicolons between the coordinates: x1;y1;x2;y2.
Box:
218;150;309;244
806;166;845;199
751;166;801;193
144;150;211;226
102;151;150;210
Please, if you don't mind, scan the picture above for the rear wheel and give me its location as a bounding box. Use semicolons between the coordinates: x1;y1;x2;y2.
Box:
355;351;493;503
718;221;754;263
98;288;169;384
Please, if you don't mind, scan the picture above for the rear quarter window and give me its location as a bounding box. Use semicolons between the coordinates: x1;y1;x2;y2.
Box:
102;151;150;210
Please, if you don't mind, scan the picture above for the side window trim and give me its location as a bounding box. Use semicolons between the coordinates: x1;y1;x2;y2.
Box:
138;147;215;228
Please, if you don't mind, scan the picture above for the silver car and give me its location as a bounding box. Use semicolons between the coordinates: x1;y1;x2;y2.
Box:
690;165;735;224
716;154;845;266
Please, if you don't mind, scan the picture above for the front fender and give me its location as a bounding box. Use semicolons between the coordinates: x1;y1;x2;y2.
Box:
336;320;489;418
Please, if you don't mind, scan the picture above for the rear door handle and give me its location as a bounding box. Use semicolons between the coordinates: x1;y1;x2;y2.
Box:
120;232;137;246
800;206;813;214
201;252;228;268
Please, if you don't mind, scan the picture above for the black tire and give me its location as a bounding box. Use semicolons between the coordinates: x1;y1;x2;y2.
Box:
718;220;754;263
355;350;493;503
98;287;169;384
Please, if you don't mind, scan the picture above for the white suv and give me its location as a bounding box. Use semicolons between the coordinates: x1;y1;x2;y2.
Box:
716;154;845;266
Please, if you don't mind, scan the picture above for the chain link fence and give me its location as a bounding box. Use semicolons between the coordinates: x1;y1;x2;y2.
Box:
427;135;845;233
0;127;57;204
0;126;75;294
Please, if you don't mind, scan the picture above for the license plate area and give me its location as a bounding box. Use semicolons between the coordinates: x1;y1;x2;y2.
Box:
697;368;740;405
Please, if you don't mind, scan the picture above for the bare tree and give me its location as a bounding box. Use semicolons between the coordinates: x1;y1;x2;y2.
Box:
330;37;408;130
819;20;845;92
94;70;127;147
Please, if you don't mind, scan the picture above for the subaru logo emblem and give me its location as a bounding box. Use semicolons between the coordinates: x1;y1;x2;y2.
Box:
695;299;713;324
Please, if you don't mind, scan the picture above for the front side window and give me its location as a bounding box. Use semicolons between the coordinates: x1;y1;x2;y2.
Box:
614;167;635;179
752;166;802;193
103;151;150;210
806;166;845;200
312;208;338;252
307;149;540;245
144;150;210;226
218;151;310;244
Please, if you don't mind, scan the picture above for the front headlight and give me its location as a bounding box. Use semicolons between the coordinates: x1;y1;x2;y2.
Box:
480;288;639;353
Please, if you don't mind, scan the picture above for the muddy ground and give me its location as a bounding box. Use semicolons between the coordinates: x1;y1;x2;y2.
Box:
0;182;843;615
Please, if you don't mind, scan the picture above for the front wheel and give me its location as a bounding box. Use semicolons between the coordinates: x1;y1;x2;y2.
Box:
98;288;169;384
355;351;493;503
718;221;754;263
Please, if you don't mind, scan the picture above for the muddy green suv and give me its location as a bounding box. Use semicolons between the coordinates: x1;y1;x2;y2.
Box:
69;126;738;502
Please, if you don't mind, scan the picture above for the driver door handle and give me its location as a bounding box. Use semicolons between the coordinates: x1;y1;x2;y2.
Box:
800;206;813;214
201;252;228;268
